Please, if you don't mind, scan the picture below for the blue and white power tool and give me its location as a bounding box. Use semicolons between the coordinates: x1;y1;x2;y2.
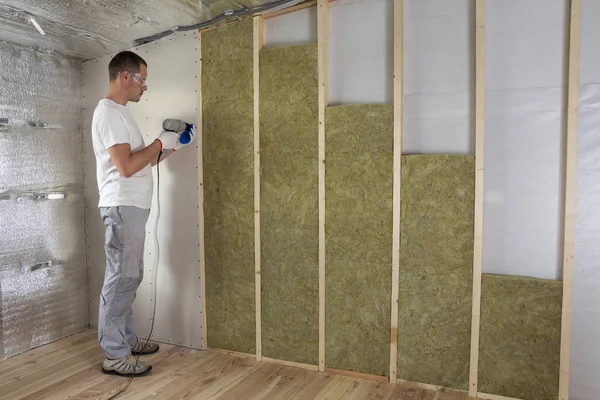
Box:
162;118;194;145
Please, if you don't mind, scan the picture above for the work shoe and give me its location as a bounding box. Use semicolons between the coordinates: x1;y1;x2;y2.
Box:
102;355;152;377
131;339;159;355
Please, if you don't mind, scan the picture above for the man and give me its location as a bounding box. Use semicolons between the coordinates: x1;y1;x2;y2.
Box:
91;50;195;376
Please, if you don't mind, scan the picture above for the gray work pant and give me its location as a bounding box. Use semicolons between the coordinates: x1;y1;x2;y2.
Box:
98;206;150;359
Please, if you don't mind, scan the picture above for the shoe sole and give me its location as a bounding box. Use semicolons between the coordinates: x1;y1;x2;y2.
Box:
101;365;153;377
131;346;159;356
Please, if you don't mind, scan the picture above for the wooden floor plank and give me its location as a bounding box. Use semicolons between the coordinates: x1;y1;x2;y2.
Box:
0;330;97;381
217;362;283;400
244;366;305;399
138;351;233;400
0;329;488;400
115;348;216;400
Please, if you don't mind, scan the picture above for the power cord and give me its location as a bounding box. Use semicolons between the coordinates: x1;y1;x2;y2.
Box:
107;151;162;400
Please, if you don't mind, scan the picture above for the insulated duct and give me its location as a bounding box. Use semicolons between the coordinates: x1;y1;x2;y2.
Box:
134;0;306;45
0;0;307;60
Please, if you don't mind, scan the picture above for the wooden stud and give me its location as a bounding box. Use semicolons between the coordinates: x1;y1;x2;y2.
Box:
327;368;388;383
253;15;264;362
262;357;320;371
559;1;581;399
317;0;329;373
396;379;468;395
198;31;208;350
262;0;337;20
389;0;403;384
469;0;485;396
477;392;524;400
263;0;317;20
211;348;256;359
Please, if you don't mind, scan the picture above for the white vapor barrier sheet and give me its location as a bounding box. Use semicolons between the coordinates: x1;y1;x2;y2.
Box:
264;7;317;48
403;0;473;154
83;31;204;349
571;1;600;399
264;0;394;105
0;41;87;360
483;0;567;281
329;0;393;106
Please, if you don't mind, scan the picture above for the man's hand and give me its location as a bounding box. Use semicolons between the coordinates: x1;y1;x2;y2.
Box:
156;130;179;151
173;125;197;151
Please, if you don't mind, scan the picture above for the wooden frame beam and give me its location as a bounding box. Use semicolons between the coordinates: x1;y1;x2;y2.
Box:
263;0;317;20
262;0;337;20
389;0;403;384
559;1;581;399
477;392;524;400
253;15;265;362
317;0;329;373
198;32;208;350
469;0;485;396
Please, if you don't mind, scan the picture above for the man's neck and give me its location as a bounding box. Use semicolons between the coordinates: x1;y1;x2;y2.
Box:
105;88;128;106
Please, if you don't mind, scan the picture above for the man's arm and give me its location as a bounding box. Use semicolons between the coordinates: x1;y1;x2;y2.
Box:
108;140;162;178
151;149;175;166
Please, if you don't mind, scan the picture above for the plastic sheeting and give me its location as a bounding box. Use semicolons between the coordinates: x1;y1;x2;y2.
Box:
572;83;600;400
0;41;87;361
570;2;600;398
483;0;567;281
329;0;394;106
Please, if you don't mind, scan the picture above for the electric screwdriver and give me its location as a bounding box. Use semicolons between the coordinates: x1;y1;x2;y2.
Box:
162;118;194;144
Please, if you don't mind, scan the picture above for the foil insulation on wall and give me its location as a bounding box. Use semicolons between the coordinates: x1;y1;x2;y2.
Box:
0;40;87;361
0;0;302;60
0;41;83;192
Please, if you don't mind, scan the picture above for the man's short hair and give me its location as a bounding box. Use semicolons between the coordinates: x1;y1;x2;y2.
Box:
108;51;147;82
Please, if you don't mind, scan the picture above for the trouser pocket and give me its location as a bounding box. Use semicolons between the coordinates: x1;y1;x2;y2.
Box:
101;207;148;280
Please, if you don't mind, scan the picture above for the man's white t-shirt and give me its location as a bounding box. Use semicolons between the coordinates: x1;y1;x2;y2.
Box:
91;98;153;209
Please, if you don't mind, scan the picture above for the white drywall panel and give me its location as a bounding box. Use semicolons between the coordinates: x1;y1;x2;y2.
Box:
82;52;114;334
264;7;317;47
483;0;567;280
571;1;600;398
403;0;474;154
329;0;393;105
82;31;204;350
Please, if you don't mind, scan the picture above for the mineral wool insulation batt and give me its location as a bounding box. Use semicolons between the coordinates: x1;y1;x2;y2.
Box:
202;19;256;354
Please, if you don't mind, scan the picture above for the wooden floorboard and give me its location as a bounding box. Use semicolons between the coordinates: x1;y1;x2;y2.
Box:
0;330;478;400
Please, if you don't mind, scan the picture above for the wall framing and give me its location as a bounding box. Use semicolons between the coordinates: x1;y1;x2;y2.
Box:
198;32;208;351
317;0;329;373
197;1;580;398
389;0;403;384
559;1;581;399
469;0;485;396
253;15;264;363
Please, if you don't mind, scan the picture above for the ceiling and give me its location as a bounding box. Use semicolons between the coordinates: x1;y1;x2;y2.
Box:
0;0;303;61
